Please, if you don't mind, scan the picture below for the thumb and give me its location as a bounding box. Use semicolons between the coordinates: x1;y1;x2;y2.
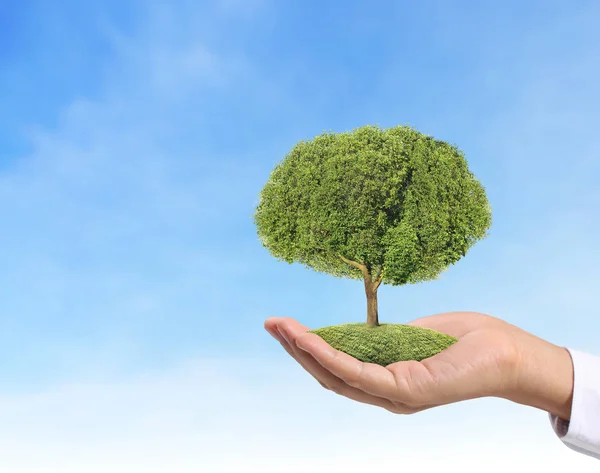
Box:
405;313;470;339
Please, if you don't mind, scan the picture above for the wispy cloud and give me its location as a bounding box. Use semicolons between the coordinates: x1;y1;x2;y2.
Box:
1;1;600;470
0;1;278;385
0;356;596;472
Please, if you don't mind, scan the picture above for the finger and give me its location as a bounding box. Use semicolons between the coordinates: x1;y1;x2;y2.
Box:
269;325;343;399
267;317;345;382
265;318;312;366
265;316;289;335
274;318;407;413
389;402;435;415
292;327;422;404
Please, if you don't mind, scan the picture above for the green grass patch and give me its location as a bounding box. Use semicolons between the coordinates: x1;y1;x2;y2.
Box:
308;323;458;367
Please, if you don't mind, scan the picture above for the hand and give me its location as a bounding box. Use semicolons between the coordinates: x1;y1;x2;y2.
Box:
265;312;574;419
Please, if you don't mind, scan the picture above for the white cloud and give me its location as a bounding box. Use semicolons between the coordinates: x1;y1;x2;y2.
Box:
0;356;596;472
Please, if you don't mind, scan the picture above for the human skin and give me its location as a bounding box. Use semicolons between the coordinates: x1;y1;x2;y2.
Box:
264;312;574;420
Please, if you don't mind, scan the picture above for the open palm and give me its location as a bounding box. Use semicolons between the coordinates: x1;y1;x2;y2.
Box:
265;312;529;414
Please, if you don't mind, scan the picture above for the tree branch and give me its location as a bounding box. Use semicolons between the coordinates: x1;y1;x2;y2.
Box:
338;255;369;278
374;268;385;290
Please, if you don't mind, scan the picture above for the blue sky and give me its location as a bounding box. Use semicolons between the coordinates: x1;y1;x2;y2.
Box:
1;0;599;470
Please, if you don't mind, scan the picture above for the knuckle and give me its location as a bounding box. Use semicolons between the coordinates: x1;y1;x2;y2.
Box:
318;380;344;395
392;373;417;404
345;378;362;390
388;404;409;415
329;383;345;395
403;406;421;415
402;361;432;406
389;402;422;415
347;363;366;390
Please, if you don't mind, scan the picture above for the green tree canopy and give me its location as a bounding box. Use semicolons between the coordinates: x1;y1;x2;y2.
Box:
254;125;491;325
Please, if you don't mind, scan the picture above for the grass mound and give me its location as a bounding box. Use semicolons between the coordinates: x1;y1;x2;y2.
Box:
308;323;458;367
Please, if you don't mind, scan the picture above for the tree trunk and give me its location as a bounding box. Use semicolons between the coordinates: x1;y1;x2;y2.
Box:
364;277;379;327
337;255;381;327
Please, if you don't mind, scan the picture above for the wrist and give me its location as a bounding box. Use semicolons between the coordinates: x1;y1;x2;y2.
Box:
512;335;574;420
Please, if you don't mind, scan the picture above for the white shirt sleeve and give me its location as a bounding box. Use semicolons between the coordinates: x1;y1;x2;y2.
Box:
549;348;600;460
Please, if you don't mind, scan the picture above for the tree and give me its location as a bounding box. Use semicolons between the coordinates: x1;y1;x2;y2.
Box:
254;125;492;327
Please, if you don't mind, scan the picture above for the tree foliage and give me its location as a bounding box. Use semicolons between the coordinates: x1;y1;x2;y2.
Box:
253;125;492;286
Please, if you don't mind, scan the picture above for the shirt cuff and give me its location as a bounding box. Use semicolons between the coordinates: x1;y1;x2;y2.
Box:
549;348;600;459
